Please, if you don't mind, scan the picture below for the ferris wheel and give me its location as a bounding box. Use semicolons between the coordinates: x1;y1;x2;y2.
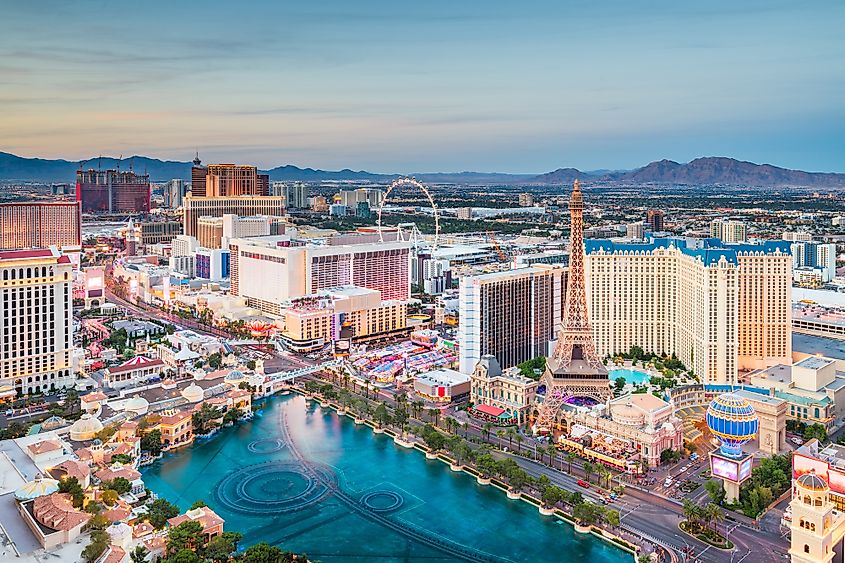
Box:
376;177;440;250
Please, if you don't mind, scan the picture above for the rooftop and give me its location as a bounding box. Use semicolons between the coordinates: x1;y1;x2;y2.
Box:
585;237;791;265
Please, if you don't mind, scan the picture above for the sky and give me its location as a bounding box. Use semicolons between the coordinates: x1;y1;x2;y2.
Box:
1;1;844;173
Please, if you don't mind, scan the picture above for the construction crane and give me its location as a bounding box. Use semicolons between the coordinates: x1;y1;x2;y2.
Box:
486;231;508;262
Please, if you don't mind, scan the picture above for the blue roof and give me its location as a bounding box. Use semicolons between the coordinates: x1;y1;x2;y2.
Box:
585;238;792;266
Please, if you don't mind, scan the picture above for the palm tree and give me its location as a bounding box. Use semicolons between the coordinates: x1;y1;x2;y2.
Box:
496;429;506;445
482;422;493;442
597;466;611;489
565;452;576;474
681;499;703;532
363;381;370;399
583;462;594;484
547;445;558;469
515;434;524;454
506;427;516;450
637;554;653;563
705;502;725;534
130;545;150;563
428;408;440;427
412;400;424;420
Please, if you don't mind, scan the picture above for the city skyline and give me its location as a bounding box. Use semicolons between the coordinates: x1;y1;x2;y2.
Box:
2;1;844;173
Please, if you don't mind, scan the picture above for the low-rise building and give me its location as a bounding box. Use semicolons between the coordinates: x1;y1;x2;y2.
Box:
413;368;471;403
168;506;224;543
104;356;166;389
18;492;89;549
470;355;538;424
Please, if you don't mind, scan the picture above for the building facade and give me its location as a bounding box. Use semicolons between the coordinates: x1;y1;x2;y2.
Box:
0;248;75;395
230;236;411;311
272;182;309;208
585;238;792;384
75;169;150;213
709;219;747;243
458;265;567;374
0;202;82;254
182;196;285;237
470;355;538;424
139;221;182;245
189;163;269;198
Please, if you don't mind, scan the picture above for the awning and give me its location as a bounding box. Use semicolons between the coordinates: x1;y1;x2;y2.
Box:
475;404;507;418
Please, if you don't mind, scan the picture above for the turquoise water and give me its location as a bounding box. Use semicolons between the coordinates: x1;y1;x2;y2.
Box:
609;368;651;385
142;395;630;562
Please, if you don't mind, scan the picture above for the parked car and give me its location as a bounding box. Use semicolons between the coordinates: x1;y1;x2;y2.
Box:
577;480;590;489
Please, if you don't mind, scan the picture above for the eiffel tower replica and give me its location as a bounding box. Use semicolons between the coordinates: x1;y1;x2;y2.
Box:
534;179;610;433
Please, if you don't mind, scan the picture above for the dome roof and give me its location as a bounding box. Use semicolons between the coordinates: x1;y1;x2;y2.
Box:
42;416;68;431
181;383;203;403
610;402;645;426
69;414;104;441
124;396;149;414
705;393;758;457
15;476;60;501
225;369;244;382
797;471;829;492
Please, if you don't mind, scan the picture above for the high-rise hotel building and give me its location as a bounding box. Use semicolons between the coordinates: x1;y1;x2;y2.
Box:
458;265;567;374
1;248;75;395
0;202;82;253
189;161;269;198
75;169;151;213
584;238;792;384
229;236;411;315
182;196;286;237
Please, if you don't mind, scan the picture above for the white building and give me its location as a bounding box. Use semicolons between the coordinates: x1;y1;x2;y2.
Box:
0;248;76;395
626;222;644;240
339;188;383;209
272;182;309;209
229;236;411;315
792;241;837;283
783;231;813;242
585;238;792;384
458;265;566;374
710;219;747;243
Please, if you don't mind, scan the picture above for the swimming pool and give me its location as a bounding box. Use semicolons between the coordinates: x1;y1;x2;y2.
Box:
608;367;652;386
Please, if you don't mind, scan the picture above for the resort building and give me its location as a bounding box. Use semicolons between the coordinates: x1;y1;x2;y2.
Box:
0;202;82;262
104;356;166;390
75;168;150;213
557;393;683;470
155;408;193;449
585;238;792;384
470;355;538;424
789;470;845;563
182;195;285;237
138;221;182;246
230;235;411;310
458;264;567;374
197;213;286;249
18;492;90;549
273;181;309;208
189;163;269;198
281;287;408;352
0;248;76;396
168;506;224;543
749;356;845;432
413;368;471;403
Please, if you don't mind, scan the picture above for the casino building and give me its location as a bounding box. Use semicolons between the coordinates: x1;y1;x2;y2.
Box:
585;238;792;384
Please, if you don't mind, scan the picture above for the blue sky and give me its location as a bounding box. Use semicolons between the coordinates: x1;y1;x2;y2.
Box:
1;1;843;172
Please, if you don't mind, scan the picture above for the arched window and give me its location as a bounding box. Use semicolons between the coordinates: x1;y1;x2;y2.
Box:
805;495;812;505
805;545;810;553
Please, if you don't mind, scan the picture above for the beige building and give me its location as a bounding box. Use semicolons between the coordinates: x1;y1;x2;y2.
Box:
282;287;407;352
182;195;285;237
585;238;792;384
0;248;75;396
789;470;845;563
470;355;538;424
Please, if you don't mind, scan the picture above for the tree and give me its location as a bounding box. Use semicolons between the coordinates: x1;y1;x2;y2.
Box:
141;429;163;455
82;529;110;563
704;502;725;533
573;501;604;525
605;508;621;528
681;499;703;531
101;489;119;506
241;543;296;563
105;476;132;495
167;520;205;556
147;498;180;529
804;423;828;443
192;403;223;435
58;476;85;508
506;427;516;449
704;479;726;505
541;485;562;508
536;474;551;495
207;352;222;369
374;403;391;427
246;360;257;370
428;407;440;427
613;377;626;392
166;548;204;563
111;453;132;465
515;433;524;454
189;500;207;510
206;531;243;562
583;462;594;484
482;422;493;442
565;452;577;474
130;545;150;563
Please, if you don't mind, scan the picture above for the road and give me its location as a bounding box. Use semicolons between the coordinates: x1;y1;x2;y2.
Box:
104;288;231;338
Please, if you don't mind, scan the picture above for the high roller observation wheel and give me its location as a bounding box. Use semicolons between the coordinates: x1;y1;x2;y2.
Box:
377;177;440;250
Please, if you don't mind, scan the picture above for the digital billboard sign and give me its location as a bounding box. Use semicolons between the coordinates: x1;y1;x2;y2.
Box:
739;456;753;482
711;456;739;482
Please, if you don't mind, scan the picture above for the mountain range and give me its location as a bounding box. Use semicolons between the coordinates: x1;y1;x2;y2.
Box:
1;151;843;188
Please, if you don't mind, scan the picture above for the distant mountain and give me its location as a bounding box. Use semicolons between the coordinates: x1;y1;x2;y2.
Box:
0;151;530;184
614;157;845;187
524;168;584;184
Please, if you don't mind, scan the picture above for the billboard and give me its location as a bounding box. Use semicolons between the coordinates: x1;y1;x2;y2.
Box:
711;456;739;482
739;456;753;482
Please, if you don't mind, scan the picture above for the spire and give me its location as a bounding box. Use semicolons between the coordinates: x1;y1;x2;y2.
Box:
193;151;202;166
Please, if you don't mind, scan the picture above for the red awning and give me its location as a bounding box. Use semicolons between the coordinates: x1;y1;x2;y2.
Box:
475;404;506;417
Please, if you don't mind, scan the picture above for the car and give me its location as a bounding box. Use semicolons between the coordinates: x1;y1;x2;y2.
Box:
689;453;699;461
577;480;590;489
678;466;687;473
664;478;673;487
